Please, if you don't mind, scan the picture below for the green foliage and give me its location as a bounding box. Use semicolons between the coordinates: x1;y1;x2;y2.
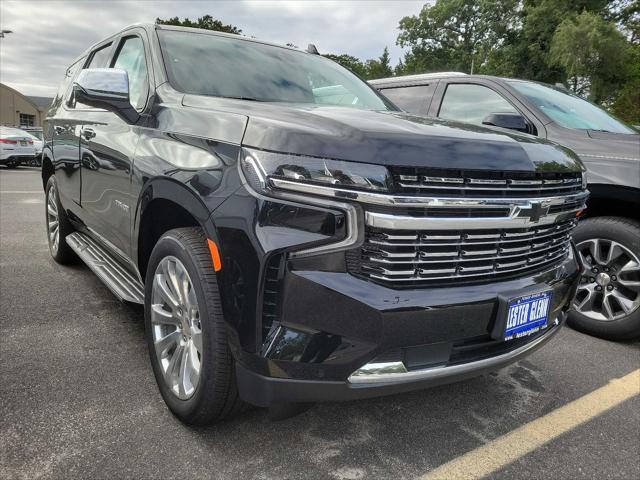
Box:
322;53;368;77
323;47;393;79
395;0;639;124
550;11;630;103
610;43;640;123
155;15;242;35
396;0;520;74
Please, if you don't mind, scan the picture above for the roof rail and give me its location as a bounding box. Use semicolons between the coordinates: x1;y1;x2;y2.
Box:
369;72;467;85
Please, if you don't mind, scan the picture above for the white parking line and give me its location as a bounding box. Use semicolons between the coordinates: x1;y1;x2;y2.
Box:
419;369;640;480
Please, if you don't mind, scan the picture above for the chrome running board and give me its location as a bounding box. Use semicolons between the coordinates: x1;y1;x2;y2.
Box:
66;232;144;304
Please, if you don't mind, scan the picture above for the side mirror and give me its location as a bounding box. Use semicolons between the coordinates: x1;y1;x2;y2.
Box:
72;68;140;124
482;112;528;133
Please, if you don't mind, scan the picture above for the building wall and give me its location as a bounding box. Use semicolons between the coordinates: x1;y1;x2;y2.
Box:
0;84;44;128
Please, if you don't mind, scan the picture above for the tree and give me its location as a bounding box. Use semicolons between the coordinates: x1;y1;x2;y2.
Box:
155;15;242;35
550;10;631;103
396;0;520;74
365;47;394;79
607;0;640;43
323;48;393;79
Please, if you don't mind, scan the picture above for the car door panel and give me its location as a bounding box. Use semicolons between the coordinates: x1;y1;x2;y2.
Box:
80;113;139;259
79;29;154;262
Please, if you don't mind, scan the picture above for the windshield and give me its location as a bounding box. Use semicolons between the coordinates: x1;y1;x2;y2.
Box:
158;30;390;111
508;81;636;134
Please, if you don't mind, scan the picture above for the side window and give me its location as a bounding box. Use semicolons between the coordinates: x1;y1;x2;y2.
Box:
380;84;435;115
111;36;149;111
86;43;113;69
439;84;517;125
64;43;112;110
53;58;84;110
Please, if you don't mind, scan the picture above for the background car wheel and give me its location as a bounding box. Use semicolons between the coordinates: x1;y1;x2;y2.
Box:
45;176;76;264
144;227;245;425
569;217;640;340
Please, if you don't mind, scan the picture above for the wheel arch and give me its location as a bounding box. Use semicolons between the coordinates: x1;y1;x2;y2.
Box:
134;177;220;279
41;152;54;190
585;184;640;222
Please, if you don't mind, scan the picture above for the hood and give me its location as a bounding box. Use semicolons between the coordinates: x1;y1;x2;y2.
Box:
545;125;639;187
182;96;583;173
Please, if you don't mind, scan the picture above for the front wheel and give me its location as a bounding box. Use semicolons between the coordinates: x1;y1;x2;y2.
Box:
144;227;244;425
569;217;640;340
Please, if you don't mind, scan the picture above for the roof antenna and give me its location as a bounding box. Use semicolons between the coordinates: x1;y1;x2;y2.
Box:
306;44;319;55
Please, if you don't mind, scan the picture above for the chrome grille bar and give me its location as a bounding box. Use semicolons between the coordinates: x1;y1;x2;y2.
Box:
358;219;576;285
393;172;583;197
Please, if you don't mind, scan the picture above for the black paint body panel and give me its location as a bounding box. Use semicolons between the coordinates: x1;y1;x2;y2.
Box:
43;24;584;406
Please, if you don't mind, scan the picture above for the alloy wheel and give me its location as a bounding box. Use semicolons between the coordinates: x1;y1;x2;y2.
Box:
151;256;202;400
573;238;640;321
46;184;59;253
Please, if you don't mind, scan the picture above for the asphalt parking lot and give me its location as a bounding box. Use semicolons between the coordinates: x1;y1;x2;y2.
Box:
1;167;639;480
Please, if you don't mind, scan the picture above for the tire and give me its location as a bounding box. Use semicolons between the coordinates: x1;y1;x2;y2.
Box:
144;227;244;425
45;175;76;264
568;216;640;340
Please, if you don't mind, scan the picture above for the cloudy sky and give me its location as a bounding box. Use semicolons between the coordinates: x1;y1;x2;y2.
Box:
0;0;429;97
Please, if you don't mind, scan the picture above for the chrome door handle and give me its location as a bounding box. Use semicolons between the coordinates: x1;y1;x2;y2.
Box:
54;124;72;135
82;128;96;140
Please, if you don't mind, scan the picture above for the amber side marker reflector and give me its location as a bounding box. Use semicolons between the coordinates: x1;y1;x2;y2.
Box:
207;239;222;272
576;209;585;217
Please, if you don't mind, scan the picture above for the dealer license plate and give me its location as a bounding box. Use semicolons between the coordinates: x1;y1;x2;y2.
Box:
504;291;552;341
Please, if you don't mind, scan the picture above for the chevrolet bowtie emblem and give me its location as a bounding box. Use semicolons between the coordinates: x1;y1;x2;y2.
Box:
527;201;551;222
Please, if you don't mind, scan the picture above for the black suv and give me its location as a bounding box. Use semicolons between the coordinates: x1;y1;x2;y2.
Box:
43;24;585;425
372;73;640;340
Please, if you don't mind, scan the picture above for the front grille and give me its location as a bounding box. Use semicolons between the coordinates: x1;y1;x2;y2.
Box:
350;219;577;286
391;168;583;198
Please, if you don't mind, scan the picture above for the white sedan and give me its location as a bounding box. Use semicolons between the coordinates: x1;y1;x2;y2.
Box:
0;126;36;168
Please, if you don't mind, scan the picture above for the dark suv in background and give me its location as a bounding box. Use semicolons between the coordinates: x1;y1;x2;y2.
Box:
43;24;585;425
372;73;640;340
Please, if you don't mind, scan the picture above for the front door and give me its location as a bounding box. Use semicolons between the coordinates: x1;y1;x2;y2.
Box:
80;31;152;261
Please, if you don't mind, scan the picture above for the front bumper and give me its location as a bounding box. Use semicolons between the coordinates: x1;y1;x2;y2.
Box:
237;312;565;406
234;250;579;407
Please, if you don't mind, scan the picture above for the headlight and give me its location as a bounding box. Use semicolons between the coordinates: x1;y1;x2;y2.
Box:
240;147;392;195
581;170;588;189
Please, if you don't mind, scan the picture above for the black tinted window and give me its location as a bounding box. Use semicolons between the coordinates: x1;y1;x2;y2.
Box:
86;43;112;69
379;85;433;115
112;36;149;110
439;83;517;124
158;30;389;110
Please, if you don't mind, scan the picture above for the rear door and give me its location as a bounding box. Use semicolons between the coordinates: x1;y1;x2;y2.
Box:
377;82;438;116
50;59;85;209
79;28;153;261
